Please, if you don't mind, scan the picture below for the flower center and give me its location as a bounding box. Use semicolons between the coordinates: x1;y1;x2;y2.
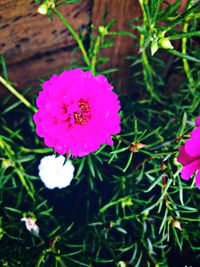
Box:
74;112;87;125
74;99;91;125
79;99;90;113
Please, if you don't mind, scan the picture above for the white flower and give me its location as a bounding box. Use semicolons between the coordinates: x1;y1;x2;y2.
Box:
38;155;75;189
21;217;39;235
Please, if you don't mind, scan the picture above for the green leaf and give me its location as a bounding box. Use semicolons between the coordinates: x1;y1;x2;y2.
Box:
109;31;137;39
164;2;200;33
167;49;200;62
177;112;187;137
157;0;182;21
0;54;8;80
123;152;133;172
57;0;80;6
4;207;22;214
168;31;200;40
87;155;95;177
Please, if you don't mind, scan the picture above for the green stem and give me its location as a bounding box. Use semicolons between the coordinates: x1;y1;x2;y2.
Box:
168;30;200;40
167;49;200;62
99;196;131;214
52;8;91;68
0;55;8;80
15;168;35;200
91;36;101;75
36;254;45;267
182;3;195;95
138;0;148;22
138;0;160;101
36;248;52;267
140;34;160;101
99;199;120;214
56;256;68;267
0;76;37;112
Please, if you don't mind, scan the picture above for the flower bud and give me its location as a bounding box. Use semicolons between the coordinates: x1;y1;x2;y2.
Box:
37;3;48;15
98;26;108;35
2;159;13;169
172;220;182;231
158;38;174;50
130;142;146;153
118;261;127;267
143;210;149;217
121;197;133;208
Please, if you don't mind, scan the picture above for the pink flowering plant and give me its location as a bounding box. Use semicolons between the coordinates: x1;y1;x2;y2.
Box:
0;0;200;266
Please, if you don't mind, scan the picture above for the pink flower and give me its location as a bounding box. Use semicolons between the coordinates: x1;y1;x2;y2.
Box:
177;116;200;189
33;69;121;157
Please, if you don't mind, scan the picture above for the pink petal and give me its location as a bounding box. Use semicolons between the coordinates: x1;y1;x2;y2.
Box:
185;127;200;157
177;145;195;165
196;116;200;127
195;170;200;189
190;126;200;138
180;159;200;180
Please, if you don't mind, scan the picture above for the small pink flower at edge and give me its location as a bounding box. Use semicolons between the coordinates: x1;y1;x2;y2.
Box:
177;117;200;189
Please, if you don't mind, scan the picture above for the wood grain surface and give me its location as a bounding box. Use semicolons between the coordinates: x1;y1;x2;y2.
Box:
0;0;187;98
0;0;91;64
91;0;140;94
0;0;92;94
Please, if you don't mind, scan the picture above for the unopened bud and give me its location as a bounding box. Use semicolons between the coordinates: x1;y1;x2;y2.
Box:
143;210;149;217
130;142;146;153
172;220;182;231
121;197;133;208
118;261;127;267
168;216;182;230
2;159;13;169
98;26;108;35
37;3;48;15
158;38;174;50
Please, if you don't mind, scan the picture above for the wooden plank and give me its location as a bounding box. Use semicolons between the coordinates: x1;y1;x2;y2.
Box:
0;0;92;96
1;49;81;99
0;0;92;65
0;0;188;99
91;0;140;94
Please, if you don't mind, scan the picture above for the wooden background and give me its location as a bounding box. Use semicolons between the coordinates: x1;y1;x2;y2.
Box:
0;0;186;98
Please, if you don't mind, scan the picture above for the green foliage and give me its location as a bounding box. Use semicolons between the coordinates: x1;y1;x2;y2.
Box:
0;0;200;266
128;0;200;103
